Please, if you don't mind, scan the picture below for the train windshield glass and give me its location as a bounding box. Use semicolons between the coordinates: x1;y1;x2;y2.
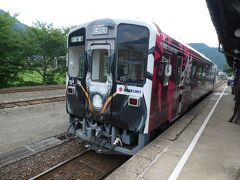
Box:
116;24;149;85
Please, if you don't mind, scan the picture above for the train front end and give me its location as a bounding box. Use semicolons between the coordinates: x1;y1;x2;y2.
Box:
66;19;155;155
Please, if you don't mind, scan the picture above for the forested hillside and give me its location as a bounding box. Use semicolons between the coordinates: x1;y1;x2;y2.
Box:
188;43;226;70
0;9;26;30
0;9;67;88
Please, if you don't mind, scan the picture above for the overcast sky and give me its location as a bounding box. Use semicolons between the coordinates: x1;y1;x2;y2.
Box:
1;0;219;47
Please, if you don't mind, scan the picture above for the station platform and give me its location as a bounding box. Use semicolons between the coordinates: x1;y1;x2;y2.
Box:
107;83;240;180
0;102;68;154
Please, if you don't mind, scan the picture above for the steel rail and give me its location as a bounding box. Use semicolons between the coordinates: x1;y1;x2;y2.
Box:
29;149;91;180
0;96;65;109
0;85;65;94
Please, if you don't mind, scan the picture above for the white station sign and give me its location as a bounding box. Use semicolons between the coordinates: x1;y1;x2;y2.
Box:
116;84;143;97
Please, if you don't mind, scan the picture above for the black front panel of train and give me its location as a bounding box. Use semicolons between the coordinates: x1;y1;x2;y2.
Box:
66;84;86;117
109;94;147;133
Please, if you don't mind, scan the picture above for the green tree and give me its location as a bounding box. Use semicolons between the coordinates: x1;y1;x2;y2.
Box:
25;22;67;84
0;12;26;88
223;63;235;76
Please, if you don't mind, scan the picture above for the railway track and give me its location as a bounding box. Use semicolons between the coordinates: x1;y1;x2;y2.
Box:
29;150;91;180
0;95;65;109
0;138;129;179
29;149;128;180
0;85;65;94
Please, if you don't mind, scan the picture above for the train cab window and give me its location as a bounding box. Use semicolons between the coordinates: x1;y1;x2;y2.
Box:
68;28;86;78
116;24;149;85
91;49;108;82
68;46;85;78
117;50;129;80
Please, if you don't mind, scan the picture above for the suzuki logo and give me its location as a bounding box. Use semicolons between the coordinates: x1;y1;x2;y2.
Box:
119;87;123;92
116;84;143;97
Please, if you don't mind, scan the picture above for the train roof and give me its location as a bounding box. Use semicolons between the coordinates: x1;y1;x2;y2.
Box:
171;36;215;65
69;18;216;66
159;31;215;65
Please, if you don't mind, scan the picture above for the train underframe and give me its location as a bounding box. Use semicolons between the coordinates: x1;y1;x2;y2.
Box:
69;115;149;155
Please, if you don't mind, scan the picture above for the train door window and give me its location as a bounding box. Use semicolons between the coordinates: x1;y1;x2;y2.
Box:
176;56;183;86
91;49;108;82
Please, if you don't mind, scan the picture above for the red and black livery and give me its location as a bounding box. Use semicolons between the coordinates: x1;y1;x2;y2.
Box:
66;19;216;155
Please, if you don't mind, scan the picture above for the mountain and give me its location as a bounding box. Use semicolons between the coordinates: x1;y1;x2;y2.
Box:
188;43;226;70
0;9;27;31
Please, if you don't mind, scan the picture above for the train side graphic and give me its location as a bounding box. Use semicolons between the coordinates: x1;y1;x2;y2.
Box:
66;19;216;155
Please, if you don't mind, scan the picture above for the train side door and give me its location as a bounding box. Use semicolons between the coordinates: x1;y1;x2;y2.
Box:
175;56;183;115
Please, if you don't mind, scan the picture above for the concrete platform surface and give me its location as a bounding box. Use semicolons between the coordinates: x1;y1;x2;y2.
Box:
107;84;240;180
0;102;68;154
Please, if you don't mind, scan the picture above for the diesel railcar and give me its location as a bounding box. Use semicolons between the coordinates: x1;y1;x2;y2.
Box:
66;19;216;155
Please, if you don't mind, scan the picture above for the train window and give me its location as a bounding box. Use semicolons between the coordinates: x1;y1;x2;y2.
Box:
161;53;171;86
198;66;203;80
91;49;108;82
209;68;212;80
158;61;164;76
68;46;85;78
116;24;149;85
191;63;197;83
204;67;209;81
202;67;206;80
176;56;182;86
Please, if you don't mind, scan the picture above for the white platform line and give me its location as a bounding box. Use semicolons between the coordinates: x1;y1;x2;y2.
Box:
24;145;35;152
168;85;228;180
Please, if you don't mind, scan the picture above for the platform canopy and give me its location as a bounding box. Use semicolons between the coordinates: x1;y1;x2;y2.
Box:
206;0;240;68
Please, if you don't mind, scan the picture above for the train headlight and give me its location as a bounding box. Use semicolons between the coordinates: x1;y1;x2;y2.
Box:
92;94;103;110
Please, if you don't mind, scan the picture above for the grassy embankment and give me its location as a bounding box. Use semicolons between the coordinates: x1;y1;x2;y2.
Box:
8;70;66;87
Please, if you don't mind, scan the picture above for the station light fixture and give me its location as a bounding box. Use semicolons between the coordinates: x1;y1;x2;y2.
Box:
234;49;240;54
234;28;240;37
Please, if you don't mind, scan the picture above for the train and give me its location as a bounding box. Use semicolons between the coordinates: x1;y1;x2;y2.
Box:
218;72;228;80
66;18;216;155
